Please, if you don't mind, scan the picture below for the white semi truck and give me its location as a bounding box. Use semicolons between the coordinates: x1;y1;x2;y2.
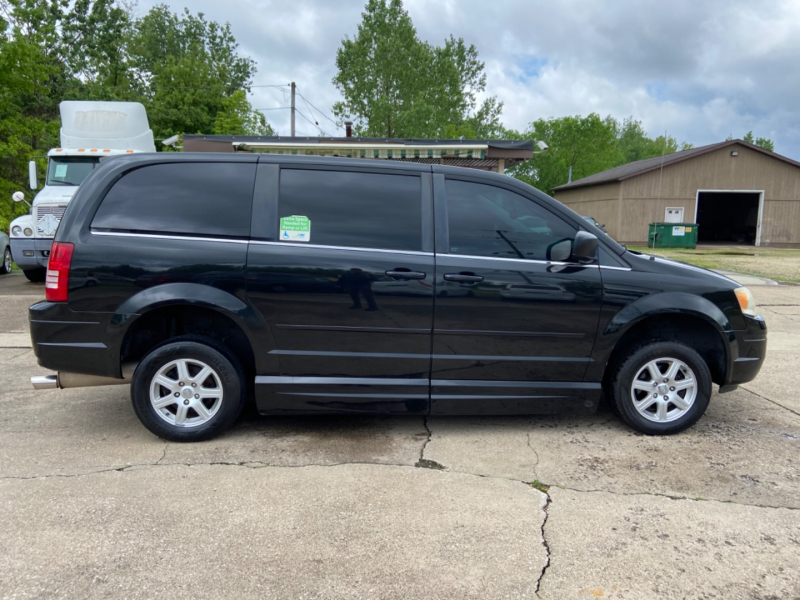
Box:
10;101;155;281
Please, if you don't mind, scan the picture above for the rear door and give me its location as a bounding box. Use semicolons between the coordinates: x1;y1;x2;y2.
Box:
430;172;604;414
246;162;435;414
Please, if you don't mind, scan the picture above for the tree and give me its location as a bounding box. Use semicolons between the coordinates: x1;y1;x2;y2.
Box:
617;117;686;163
0;0;271;233
742;131;775;152
213;91;275;136
509;114;622;192
127;5;261;138
332;0;502;138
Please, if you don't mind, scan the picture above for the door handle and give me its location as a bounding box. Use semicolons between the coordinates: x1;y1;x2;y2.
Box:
385;269;426;280
443;273;484;284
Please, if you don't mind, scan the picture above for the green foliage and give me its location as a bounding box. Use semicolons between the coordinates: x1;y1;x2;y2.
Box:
508;115;694;193
0;0;270;232
509;114;621;192
213;91;275;136
332;0;502;138
742;131;775;152
128;5;259;137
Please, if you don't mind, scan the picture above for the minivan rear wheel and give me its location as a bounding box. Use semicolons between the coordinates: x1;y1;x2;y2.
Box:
131;339;246;442
610;341;711;435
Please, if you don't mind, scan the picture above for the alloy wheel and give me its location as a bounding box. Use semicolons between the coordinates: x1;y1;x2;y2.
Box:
630;357;697;423
149;358;223;428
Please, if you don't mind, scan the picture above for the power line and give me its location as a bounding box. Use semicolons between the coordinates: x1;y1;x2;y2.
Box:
295;107;328;136
296;91;338;127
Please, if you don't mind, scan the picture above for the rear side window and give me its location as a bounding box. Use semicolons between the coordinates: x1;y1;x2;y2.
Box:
278;169;422;251
446;179;577;261
92;162;256;238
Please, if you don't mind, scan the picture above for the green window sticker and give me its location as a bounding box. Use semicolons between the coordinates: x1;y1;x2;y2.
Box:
280;215;311;242
55;164;68;178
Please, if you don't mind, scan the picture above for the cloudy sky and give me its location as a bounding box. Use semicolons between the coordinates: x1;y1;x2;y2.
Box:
138;0;800;159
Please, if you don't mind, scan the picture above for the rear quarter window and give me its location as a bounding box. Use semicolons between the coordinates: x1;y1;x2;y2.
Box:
92;162;256;238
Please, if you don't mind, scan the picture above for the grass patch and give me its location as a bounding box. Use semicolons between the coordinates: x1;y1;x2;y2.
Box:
528;480;550;493
627;245;800;284
415;459;445;470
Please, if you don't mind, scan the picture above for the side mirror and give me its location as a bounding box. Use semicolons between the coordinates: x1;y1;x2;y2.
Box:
572;231;598;263
29;160;39;190
12;191;31;209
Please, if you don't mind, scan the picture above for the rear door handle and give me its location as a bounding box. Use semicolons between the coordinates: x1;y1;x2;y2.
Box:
385;269;426;280
443;273;484;284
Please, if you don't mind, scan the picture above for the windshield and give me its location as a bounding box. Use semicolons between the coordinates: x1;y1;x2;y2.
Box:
46;157;103;186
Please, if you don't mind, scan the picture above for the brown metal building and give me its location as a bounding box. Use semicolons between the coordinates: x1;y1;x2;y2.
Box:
552;139;800;247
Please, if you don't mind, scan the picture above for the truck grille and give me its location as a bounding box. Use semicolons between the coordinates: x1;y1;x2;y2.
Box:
35;205;67;237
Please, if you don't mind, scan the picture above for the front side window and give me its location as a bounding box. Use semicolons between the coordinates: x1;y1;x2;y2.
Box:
46;157;102;186
278;169;422;251
446;179;577;261
92;162;256;237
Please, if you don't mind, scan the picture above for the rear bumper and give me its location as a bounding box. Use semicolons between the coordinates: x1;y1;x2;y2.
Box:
725;315;767;386
10;238;51;270
29;301;121;378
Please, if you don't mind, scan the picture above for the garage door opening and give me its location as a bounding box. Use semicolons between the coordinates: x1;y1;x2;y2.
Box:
696;191;761;245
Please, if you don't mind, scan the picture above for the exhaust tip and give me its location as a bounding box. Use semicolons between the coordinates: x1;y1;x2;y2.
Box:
31;375;59;390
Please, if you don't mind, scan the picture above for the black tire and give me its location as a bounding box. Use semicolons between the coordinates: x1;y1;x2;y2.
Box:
131;338;246;442
23;267;46;282
610;341;712;435
1;246;11;275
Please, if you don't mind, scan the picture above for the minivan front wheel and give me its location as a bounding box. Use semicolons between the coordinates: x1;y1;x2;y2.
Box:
610;341;711;435
131;339;246;442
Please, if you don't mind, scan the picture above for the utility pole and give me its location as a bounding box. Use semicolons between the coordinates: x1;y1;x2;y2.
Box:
290;82;296;137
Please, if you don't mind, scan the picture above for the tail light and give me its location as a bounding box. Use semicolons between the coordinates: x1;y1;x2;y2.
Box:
45;242;74;302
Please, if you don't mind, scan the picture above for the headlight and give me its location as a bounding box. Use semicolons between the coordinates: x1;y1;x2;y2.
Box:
23;227;33;237
11;226;22;236
734;287;758;317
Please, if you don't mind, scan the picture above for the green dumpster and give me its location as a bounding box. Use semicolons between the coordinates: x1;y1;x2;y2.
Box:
648;222;698;249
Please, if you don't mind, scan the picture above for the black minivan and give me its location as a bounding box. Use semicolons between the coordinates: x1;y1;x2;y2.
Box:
29;154;767;442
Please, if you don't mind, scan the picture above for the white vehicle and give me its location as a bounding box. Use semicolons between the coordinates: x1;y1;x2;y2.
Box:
9;101;154;281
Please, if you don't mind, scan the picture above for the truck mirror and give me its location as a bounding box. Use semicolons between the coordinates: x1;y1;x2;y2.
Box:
29;160;39;190
12;191;31;209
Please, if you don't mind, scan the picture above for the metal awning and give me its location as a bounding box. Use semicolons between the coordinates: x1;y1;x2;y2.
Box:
233;141;489;160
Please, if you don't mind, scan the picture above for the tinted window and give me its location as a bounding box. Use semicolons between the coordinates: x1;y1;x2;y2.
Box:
278;169;422;251
446;179;577;261
92;162;256;237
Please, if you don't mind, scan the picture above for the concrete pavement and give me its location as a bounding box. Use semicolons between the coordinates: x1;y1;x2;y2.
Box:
1;271;799;599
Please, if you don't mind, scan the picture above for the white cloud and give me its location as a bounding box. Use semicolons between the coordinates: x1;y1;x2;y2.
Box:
136;0;800;158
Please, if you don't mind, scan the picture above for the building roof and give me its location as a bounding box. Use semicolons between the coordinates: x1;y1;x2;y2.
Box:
183;134;532;152
182;135;533;171
552;139;800;192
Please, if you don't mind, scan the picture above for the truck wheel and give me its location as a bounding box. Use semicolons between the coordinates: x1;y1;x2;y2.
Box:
610;341;711;435
1;247;11;274
131;339;246;442
23;268;46;282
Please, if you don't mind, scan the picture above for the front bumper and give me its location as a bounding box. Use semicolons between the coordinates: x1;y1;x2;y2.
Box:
10;238;52;270
725;315;767;386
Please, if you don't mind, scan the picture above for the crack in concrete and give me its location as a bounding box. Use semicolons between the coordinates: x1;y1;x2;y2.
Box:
419;415;432;462
155;440;169;465
741;385;800;418
547;484;800;511
4;460;798;512
534;486;552;598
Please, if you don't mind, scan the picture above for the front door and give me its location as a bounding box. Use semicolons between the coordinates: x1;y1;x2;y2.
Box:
430;174;603;414
247;164;434;414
